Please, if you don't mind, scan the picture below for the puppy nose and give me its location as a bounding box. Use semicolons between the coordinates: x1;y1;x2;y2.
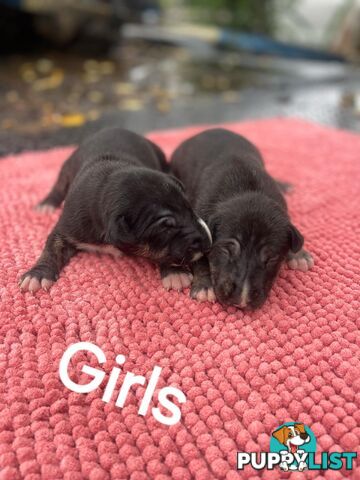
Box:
300;433;308;440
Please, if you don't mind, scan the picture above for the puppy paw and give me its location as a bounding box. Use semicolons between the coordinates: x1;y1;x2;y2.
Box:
191;285;216;303
19;268;57;292
162;272;193;291
35;202;57;214
287;249;314;272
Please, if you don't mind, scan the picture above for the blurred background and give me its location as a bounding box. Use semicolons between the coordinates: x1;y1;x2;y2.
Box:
0;0;360;155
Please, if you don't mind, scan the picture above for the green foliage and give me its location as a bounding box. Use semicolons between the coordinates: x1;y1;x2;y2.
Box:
181;0;276;34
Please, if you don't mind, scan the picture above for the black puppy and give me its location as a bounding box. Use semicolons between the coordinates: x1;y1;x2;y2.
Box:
170;128;313;309
20;127;212;292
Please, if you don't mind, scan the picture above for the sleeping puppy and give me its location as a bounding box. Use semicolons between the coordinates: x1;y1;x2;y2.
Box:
19;127;212;292
170;128;314;310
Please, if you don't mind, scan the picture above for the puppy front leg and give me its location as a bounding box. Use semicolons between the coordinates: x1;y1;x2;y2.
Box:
190;257;216;303
160;265;193;291
19;229;77;292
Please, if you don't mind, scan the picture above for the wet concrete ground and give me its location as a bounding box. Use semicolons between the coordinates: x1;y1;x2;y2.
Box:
0;38;359;155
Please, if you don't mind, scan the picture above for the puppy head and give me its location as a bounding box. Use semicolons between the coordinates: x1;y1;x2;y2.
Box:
208;193;303;309
273;424;309;452
105;170;212;265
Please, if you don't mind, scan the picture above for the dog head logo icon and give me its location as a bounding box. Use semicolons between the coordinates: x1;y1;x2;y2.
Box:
270;422;316;472
238;422;356;472
272;423;310;453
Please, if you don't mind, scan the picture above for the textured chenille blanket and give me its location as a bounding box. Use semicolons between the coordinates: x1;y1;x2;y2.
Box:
0;119;359;479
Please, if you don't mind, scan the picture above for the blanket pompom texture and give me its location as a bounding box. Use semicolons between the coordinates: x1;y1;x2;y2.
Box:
0;119;359;479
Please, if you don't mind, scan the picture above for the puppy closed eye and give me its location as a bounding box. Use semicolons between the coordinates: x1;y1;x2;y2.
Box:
260;247;279;267
154;216;177;229
215;238;241;257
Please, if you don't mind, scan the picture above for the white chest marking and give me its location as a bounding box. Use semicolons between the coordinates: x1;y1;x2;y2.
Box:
76;243;123;258
239;279;250;308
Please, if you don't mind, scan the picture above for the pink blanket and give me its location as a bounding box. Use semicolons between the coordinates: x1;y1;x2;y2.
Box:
0;119;359;479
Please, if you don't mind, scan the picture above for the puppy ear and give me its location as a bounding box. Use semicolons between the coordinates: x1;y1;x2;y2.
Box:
272;426;287;445
169;175;185;193
105;215;135;245
288;224;304;253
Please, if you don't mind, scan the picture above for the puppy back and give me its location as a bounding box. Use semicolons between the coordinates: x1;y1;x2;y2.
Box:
74;127;167;171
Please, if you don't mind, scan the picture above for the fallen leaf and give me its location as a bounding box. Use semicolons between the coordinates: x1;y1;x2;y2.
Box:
114;82;136;95
83;59;99;72
33;69;64;91
88;91;103;103
84;72;100;84
99;61;115;75
1;119;14;129
22;68;37;83
59;113;85;127
36;58;54;74
118;98;143;111
156;99;171;113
